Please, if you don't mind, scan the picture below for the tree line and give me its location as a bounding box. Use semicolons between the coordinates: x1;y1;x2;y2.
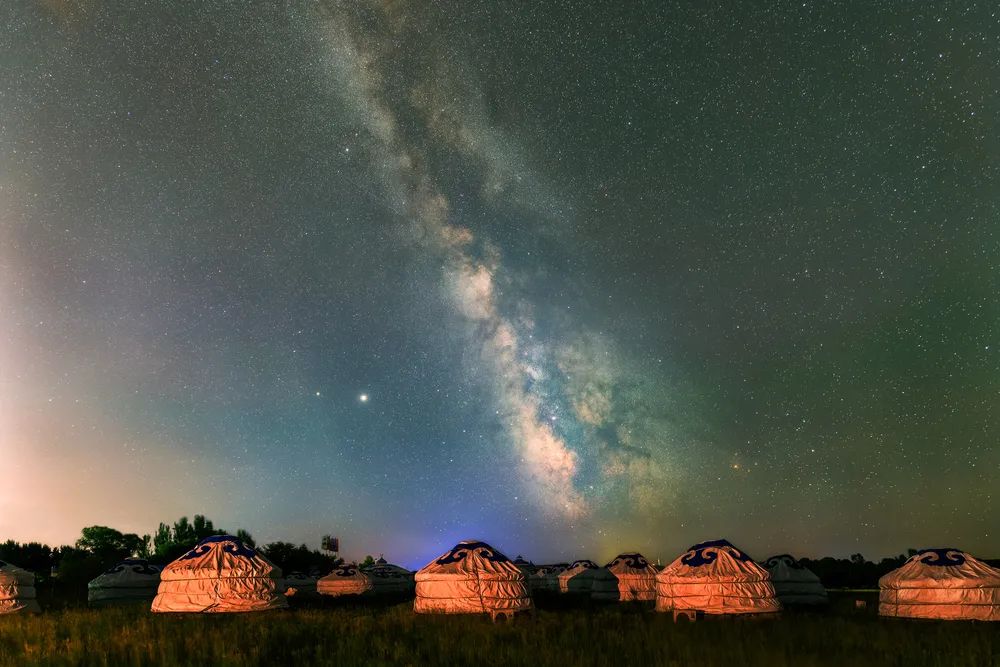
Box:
0;515;340;604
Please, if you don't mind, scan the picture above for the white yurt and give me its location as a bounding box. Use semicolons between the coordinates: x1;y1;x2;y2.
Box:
414;540;531;618
512;556;536;576
0;560;40;614
151;535;288;613
591;553;658;602
282;571;320;600
879;548;1000;621
655;539;781;616
529;563;567;592
512;556;536;591
762;554;827;606
317;564;374;597
365;558;415;595
558;559;604;594
88;558;161;606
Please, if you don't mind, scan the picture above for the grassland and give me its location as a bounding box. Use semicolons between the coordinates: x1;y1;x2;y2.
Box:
0;593;997;667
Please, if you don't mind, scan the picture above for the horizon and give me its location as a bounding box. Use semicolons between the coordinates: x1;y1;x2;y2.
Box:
1;1;996;569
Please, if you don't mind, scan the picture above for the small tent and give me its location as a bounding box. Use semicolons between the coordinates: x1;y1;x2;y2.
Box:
655;539;781;616
530;563;567;592
88;559;161;606
0;560;40;614
364;558;415;595
317;564;373;597
591;553;657;602
151;535;288;613
558;559;604;594
414;540;531;618
879;548;1000;621
762;554;827;606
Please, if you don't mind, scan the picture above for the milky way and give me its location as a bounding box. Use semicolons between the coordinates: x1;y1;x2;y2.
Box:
0;1;997;567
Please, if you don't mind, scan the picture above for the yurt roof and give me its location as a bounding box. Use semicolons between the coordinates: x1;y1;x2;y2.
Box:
881;547;1000;586
89;559;161;586
659;538;771;583
165;535;280;578
605;552;656;573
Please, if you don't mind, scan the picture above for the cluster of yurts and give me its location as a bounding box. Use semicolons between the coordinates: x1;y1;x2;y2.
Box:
2;536;999;621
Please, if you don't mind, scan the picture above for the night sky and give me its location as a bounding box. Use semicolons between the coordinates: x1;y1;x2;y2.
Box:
1;1;997;568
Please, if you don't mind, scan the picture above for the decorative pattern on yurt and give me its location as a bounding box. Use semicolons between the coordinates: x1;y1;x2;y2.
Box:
761;554;827;606
364;558;415;595
879;548;1000;621
591;552;658;602
530;563;568;593
151;535;288;613
655;539;781;615
414;540;531;618
558;559;605;594
317;564;374;597
88;559;161;606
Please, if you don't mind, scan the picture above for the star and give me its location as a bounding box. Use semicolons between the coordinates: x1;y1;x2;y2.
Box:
359;393;369;403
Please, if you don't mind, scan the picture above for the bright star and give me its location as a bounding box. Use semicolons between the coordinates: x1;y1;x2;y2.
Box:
359;393;369;403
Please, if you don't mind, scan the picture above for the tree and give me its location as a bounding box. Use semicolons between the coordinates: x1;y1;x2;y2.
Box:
149;515;240;563
235;529;255;548
260;542;339;575
0;541;54;577
360;555;375;568
75;526;145;566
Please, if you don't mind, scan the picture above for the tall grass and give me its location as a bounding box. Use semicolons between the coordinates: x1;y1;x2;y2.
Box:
0;593;997;666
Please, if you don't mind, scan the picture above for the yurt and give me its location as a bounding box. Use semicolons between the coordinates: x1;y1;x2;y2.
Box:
762;554;827;606
282;571;320;600
512;556;536;576
88;559;161;606
879;548;1000;621
151;535;288;613
365;559;415;595
414;540;531;618
0;560;40;614
655;539;781;616
513;556;536;590
530;563;567;592
558;559;604;594
591;553;658;602
317;564;373;597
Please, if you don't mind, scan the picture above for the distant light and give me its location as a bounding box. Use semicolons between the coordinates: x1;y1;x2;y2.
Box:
315;391;321;397
359;393;369;403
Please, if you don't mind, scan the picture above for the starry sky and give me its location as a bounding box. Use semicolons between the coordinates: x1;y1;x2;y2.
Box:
1;1;997;569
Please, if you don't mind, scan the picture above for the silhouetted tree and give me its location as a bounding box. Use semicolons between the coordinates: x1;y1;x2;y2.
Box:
75;526;146;566
149;515;250;563
0;541;53;576
260;542;339;575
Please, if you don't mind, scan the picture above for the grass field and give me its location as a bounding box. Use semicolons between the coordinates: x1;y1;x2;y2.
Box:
1;593;997;667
